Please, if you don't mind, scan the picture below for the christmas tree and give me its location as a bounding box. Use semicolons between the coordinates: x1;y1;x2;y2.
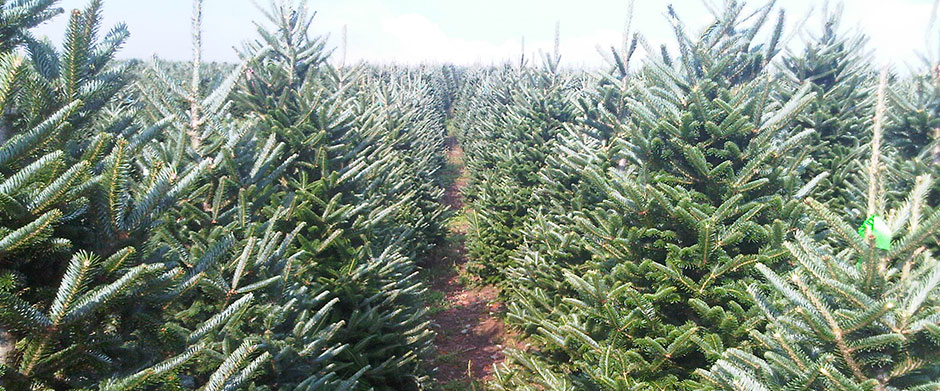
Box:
492;2;822;389
1;0;448;389
700;71;940;391
455;26;584;283
782;5;875;215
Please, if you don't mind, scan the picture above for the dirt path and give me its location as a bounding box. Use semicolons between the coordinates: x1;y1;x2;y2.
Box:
424;136;520;388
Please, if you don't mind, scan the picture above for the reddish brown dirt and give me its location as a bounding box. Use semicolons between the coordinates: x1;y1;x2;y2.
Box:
425;137;522;385
441;137;468;211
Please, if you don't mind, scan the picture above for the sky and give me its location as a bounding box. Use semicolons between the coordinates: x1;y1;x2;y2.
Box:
30;0;940;69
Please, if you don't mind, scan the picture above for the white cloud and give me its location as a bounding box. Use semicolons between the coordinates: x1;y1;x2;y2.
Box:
324;9;624;67
321;0;939;68
30;0;940;68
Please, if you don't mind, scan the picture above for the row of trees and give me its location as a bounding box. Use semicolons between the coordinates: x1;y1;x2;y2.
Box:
0;0;452;389
453;2;940;390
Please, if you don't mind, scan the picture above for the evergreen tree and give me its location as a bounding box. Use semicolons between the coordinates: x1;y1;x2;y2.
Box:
888;68;939;163
700;74;940;391
235;2;446;388
492;2;822;390
886;61;940;207
455;32;584;283
0;0;60;52
782;5;875;215
2;1;448;389
497;10;643;314
0;1;215;387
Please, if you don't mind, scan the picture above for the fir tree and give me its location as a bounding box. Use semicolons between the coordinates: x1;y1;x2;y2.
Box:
699;72;940;391
1;0;449;388
104;1;360;388
888;68;939;163
0;0;61;52
492;2;821;390
235;2;446;388
782;5;875;215
886;60;940;207
456;30;584;283
0;1;214;388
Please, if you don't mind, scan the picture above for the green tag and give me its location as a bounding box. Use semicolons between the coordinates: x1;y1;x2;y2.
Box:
857;215;892;250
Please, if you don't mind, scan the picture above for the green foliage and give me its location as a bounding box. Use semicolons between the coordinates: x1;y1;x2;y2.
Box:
886;62;940;208
2;1;938;391
0;0;61;51
700;139;940;391
454;50;583;283
484;2;828;390
0;0;447;390
0;1;222;388
888;70;939;162
473;4;940;387
782;6;875;216
233;6;447;387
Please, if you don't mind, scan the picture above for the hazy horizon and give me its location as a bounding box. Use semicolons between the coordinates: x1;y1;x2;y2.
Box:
30;0;940;70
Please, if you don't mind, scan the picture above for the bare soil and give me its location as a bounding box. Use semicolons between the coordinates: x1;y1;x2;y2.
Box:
424;137;522;385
